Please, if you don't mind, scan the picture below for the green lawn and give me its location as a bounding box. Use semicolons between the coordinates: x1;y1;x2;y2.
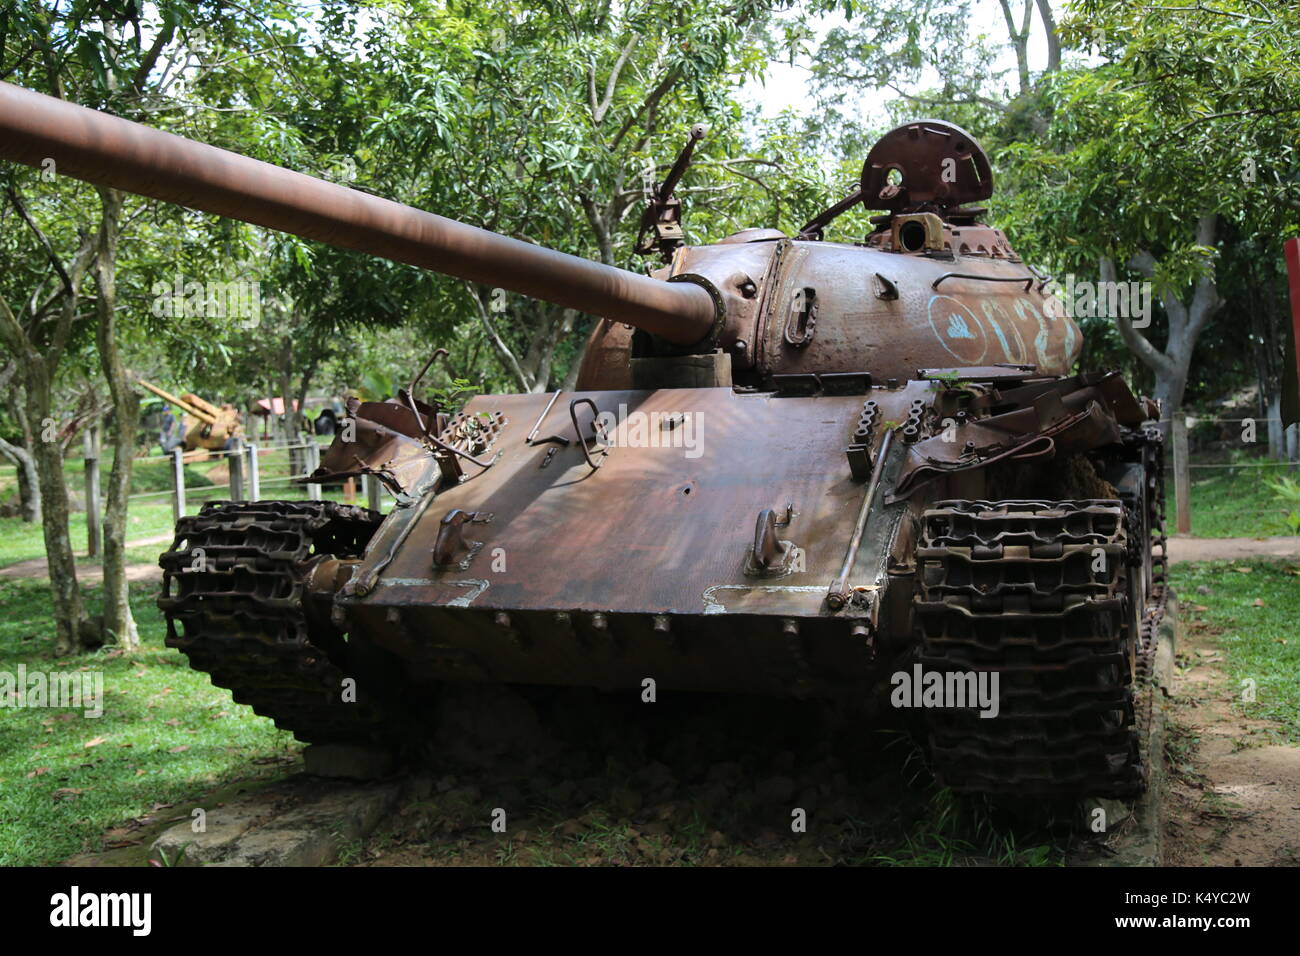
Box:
0;577;299;866
1168;559;1300;739
1170;460;1299;538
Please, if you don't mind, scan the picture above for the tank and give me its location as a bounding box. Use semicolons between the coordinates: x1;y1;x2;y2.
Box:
0;83;1167;797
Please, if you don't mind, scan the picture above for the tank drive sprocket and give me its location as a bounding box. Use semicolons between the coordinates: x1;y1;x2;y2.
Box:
158;500;400;745
912;499;1145;797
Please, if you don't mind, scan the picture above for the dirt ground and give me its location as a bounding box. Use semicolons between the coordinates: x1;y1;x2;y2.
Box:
1166;535;1300;565
1162;605;1300;866
0;534;170;582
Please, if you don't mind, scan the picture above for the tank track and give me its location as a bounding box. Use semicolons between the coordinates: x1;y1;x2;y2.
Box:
913;499;1145;797
1134;424;1168;685
158;500;391;744
1128;425;1169;773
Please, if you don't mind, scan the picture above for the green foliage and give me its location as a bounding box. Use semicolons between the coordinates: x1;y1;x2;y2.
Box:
1264;474;1300;534
428;377;479;417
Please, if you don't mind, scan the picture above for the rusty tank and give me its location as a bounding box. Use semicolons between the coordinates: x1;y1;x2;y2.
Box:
0;83;1167;797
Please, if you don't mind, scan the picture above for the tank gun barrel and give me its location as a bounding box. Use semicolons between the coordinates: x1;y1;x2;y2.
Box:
0;82;717;346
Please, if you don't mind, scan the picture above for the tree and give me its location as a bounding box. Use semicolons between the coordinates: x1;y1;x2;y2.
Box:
998;0;1300;421
356;0;818;392
0;0;355;651
805;0;1064;139
0;185;97;653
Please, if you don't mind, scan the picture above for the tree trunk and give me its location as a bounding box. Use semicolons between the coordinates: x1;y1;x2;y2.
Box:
278;341;298;479
2;137;102;654
0;433;41;522
1036;0;1061;74
93;186;140;650
1105;215;1223;426
28;372;89;655
999;0;1034;95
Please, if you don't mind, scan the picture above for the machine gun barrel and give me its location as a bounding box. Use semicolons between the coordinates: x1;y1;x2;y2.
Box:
0;82;717;346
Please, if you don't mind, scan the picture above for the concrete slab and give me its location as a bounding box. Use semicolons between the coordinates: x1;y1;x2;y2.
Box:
149;776;404;867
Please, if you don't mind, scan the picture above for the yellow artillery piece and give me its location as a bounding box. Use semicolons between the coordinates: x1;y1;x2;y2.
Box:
138;380;243;459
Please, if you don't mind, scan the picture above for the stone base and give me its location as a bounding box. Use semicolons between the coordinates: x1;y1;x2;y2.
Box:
149;777;403;866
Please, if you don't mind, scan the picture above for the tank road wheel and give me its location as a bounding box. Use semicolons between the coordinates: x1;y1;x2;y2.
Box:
912;500;1144;798
158;500;404;746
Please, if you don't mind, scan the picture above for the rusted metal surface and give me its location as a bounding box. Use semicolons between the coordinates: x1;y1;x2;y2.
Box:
892;372;1132;499
862;121;993;212
0;82;716;345
314;386;923;696
635;123;707;259
747;239;1077;384
350;387;907;618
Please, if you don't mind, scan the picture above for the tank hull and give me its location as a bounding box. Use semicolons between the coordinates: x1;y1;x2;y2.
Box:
337;386;912;697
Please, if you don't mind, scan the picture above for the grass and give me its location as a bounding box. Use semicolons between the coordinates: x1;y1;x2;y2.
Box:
1170;459;1300;538
0;576;299;866
1168;559;1300;739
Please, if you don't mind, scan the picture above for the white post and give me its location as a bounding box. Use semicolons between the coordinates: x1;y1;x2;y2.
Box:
247;441;261;501
83;425;101;557
228;437;245;502
171;447;186;522
306;441;322;501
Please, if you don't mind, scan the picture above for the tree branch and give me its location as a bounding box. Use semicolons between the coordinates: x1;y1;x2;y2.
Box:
1036;0;1061;73
463;281;531;392
1102;256;1173;375
594;33;638;125
130;17;176;94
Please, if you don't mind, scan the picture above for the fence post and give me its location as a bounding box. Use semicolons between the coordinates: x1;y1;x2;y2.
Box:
228;437;245;502
306;441;322;501
83;425;101;557
365;472;382;512
1172;415;1191;535
171;447;186;523
247;441;261;501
